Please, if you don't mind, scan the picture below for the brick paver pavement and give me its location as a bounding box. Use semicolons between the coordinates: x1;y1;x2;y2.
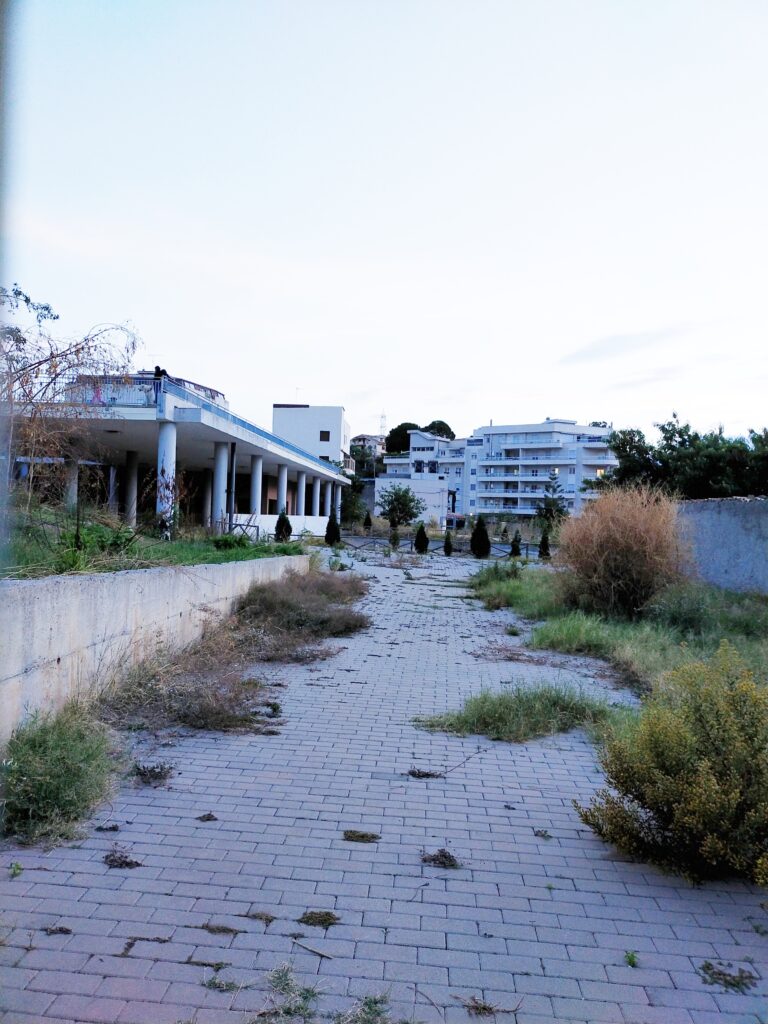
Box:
2;556;767;1023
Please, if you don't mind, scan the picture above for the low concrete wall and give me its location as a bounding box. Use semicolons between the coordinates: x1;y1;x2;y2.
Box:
679;497;768;594
0;554;308;744
233;513;329;538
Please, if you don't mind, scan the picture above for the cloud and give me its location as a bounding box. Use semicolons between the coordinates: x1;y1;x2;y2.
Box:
559;325;691;365
612;366;685;390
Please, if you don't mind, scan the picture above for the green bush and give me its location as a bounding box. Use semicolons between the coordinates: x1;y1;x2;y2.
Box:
212;532;250;550
470;516;491;558
577;643;768;884
443;530;453;557
325;509;341;546
389;529;400;550
363;510;372;533
414;523;429;554
274;511;292;543
2;703;113;842
510;529;522;557
538;528;551;559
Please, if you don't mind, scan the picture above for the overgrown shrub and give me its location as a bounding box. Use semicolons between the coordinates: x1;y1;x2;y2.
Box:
2;703;113;841
414;523;429;554
577;643;768;884
538;528;550;559
557;485;685;618
443;530;453;557
274;510;292;543
470;516;491;558
325;509;341;546
510;529;521;557
212;532;250;550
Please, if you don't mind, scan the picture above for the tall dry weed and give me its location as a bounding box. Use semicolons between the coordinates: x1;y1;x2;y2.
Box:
557;485;687;618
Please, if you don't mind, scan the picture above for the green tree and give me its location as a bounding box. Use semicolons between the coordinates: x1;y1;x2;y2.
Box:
510;528;522;557
443;530;453;557
274;509;292;542
414;522;429;554
421;420;455;440
324;508;341;546
389;528;400;550
538;528;551;559
376;483;427;527
470;515;491;558
385;422;419;454
340;484;366;525
534;472;569;529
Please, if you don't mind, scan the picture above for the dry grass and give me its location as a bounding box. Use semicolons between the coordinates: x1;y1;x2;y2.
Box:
557;485;686;618
99;569;369;731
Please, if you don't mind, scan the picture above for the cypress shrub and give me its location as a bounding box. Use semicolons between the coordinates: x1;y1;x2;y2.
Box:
443;530;453;557
363;510;372;533
470;516;491;559
414;523;429;554
510;529;522;557
325;509;341;546
274;510;292;543
538;529;551;559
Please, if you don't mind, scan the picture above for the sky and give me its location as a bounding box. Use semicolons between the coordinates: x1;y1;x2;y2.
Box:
4;0;768;443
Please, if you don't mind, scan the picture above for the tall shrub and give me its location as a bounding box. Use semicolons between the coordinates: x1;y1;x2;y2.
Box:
577;643;768;884
557;484;685;618
470;516;491;558
324;509;341;546
538;529;550;559
510;529;522;557
363;510;372;533
414;523;429;554
443;530;453;557
274;510;292;543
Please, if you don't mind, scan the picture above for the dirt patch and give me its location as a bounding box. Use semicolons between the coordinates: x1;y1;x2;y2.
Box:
297;910;340;928
104;846;142;869
342;830;380;843
407;768;445;779
421;848;462;869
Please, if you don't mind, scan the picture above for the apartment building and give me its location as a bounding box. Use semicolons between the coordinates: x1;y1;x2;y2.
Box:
375;419;616;525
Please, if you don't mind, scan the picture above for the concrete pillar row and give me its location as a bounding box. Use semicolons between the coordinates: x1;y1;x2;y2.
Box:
64;458;79;510
125;450;138;527
296;471;307;516
202;469;213;529
277;464;288;514
323;480;332;517
311;476;321;517
212;442;229;534
250;455;263;515
156;421;177;522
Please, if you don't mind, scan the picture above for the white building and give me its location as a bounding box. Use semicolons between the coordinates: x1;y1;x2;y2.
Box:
351;433;386;458
375;419;616;526
272;404;355;473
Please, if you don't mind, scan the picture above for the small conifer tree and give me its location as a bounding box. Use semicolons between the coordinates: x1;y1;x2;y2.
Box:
274;509;292;543
363;509;372;533
414;523;429;554
500;524;509;541
325;508;341;546
443;530;453;557
389;528;400;550
470;515;491;559
538;528;551;559
511;528;522;558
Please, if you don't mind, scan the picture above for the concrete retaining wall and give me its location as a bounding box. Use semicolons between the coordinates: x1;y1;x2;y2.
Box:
0;554;308;743
679;497;768;594
233;513;329;538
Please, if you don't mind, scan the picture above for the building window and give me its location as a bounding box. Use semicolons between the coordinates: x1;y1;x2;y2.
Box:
470;499;476;506
470;468;476;475
569;467;576;475
531;468;538;476
319;430;330;442
470;484;476;491
319;455;330;461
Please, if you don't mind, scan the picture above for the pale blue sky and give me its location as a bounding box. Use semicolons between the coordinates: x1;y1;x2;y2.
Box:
5;0;767;440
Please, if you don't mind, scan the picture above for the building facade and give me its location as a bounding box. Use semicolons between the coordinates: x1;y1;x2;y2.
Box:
374;419;616;525
272;404;354;473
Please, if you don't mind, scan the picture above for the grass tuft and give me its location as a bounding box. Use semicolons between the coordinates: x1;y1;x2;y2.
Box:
297;910;340;928
418;684;612;743
1;703;113;843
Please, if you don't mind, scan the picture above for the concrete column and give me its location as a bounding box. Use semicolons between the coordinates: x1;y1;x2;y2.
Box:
335;482;343;521
155;421;177;522
311;476;321;516
125;451;138;527
296;471;307;516
250;455;263;515
323;480;332;516
64;459;79;509
202;469;213;529
107;465;119;514
277;463;288;514
212;442;229;533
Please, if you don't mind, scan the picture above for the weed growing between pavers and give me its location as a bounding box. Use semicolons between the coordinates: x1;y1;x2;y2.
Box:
246;911;276;925
454;995;522;1016
196;812;218;821
297;910;340;928
417;684;612;743
1;702;113;844
103;845;142;868
8;862;23;878
202;922;242;936
202;974;242;992
42;925;72;935
697;960;759;993
421;848;462;869
342;830;381;842
94;821;120;831
254;963;404;1024
132;760;174;784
